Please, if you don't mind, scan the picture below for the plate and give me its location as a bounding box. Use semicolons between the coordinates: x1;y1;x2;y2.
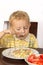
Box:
2;48;39;59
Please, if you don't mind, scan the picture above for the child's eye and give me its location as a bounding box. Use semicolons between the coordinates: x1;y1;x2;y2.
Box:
24;27;28;29
17;28;20;30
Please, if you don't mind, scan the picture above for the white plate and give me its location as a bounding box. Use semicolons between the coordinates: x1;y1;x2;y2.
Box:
2;48;39;59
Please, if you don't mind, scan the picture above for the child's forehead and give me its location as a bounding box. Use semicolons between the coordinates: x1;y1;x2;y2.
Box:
11;19;30;28
12;19;29;23
12;19;29;25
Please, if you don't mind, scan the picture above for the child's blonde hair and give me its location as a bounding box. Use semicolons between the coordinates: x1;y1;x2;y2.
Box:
9;10;30;25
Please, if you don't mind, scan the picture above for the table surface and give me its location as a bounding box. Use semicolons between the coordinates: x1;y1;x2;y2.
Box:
0;48;43;65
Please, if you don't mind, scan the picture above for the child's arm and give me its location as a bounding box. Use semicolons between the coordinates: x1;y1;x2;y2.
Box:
0;29;11;38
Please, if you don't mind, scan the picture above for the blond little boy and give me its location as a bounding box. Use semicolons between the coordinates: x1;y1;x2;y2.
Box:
0;11;38;48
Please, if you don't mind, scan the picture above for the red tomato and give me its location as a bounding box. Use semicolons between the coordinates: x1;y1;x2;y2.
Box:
27;54;43;65
40;54;43;59
27;54;38;63
37;62;43;65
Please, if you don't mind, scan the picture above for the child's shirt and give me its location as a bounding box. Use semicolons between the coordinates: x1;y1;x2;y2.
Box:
0;33;38;48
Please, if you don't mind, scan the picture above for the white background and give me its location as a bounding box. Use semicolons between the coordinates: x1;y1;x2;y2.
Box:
0;0;43;48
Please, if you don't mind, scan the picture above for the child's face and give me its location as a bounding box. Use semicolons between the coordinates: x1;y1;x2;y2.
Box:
11;19;30;39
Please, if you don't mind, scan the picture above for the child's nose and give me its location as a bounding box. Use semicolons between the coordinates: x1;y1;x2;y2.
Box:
21;29;25;34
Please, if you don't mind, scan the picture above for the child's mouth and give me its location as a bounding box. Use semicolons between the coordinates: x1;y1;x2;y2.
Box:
19;35;25;39
19;35;24;37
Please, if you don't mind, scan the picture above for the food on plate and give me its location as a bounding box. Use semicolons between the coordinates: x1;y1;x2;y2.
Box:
2;48;39;59
26;54;43;65
12;48;33;59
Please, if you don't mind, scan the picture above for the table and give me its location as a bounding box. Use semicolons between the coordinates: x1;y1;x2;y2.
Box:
0;48;43;65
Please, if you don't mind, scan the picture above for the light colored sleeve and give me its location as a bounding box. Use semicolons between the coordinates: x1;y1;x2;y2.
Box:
30;33;38;48
0;34;15;48
33;37;38;48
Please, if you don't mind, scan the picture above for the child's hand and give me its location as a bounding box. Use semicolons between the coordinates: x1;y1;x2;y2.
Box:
3;29;11;34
